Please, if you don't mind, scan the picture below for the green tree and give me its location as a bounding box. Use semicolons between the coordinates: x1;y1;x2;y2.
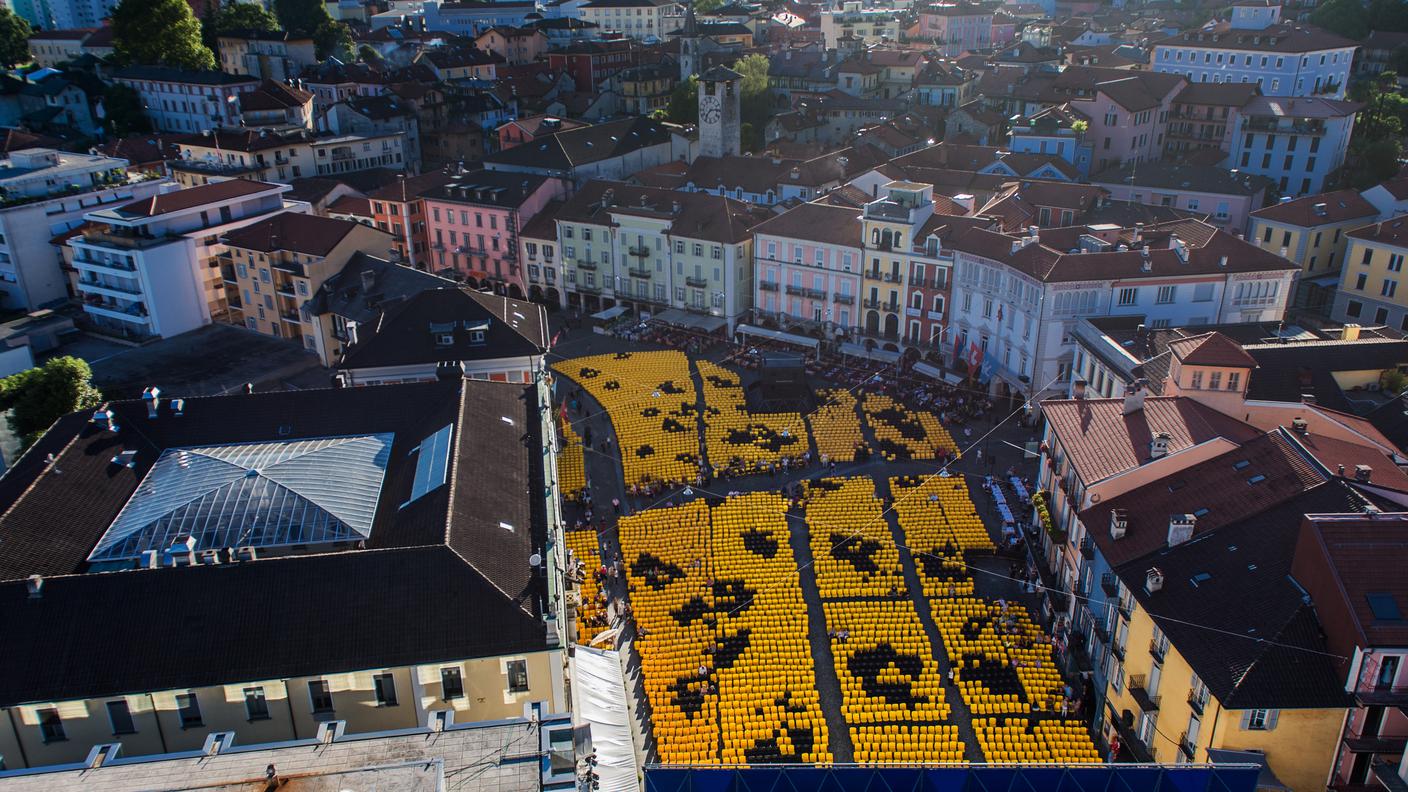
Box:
662;75;699;125
1348;137;1404;187
275;0;351;59
202;2;278;51
1311;0;1370;39
734;54;771;153
1369;0;1408;32
734;52;769;98
0;357;103;448
112;0;215;69
314;19;354;60
99;82;151;136
0;7;32;70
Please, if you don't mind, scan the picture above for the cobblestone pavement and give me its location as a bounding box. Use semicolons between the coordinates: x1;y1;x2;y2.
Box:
549;323;1057;765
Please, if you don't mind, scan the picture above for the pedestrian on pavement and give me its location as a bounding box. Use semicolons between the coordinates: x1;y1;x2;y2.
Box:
612;497;621;513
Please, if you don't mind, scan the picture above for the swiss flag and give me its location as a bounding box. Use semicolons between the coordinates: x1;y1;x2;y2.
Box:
968;342;984;371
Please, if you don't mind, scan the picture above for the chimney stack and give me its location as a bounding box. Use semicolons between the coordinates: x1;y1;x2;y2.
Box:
1167;513;1196;546
361;268;376;293
1355;464;1373;482
1073;378;1087;399
1150;430;1171;459
1122;378;1150;415
142;386;160;419
26;574;42;598
1145;567;1164;594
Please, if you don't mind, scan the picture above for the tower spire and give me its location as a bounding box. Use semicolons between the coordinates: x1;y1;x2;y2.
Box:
679;0;700;80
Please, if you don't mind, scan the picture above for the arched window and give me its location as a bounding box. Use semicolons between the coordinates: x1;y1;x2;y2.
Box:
933;294;945;314
911;291;923;309
871;228;880;245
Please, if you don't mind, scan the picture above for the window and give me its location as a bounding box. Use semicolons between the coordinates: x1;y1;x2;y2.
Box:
177;693;203;728
1385;280;1398;299
309;680;334;714
1243;709;1277;730
1347;299;1363;318
1193;283;1214;302
38;709;65;743
107;700;136;735
442;667;465;699
508;659;529;692
1156;285;1175;304
1391;254;1404;272
374;673;398;706
1357;273;1368;291
244;687;270;721
1227;372;1241;391
1191;370;1204;389
1209;371;1222;390
1117;287;1138;306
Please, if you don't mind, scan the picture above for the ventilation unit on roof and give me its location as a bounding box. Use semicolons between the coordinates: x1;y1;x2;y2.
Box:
1110;508;1128;540
1356;464;1373;482
1150;430;1171;459
1168;513;1196;546
1291;416;1308;434
111;449;137;468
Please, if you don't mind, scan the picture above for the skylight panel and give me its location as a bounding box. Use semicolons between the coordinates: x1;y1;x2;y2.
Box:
405;424;454;506
1368;593;1403;621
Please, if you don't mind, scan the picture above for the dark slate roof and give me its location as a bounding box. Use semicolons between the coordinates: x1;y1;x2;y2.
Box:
221;211;388;256
114;179;282;218
425;169;554;208
1243;339;1408;413
307;253;456;325
339;287;548;370
1115;480;1379;710
0;379;550;706
112;66;260;86
482;116;672;172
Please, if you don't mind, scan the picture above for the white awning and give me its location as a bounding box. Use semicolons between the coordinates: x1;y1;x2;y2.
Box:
572;646;639;792
591;305;630;322
653;308;727;333
735;324;821;352
839;342;901;363
914;362;965;385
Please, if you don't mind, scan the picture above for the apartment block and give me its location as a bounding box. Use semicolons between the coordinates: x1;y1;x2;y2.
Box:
69;180;293;341
110;67;260;135
169;128;410;188
1229;96;1357;198
221;211;396;358
216;30;318;83
0;150;171;313
1333;218;1408;332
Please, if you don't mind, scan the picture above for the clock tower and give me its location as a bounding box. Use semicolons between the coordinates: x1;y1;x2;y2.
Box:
697;65;742;159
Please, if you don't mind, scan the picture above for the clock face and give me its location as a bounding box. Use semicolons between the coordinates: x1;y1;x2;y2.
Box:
700;95;721;124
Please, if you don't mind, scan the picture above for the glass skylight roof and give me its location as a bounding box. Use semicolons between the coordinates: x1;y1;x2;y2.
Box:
89;433;395;562
404;424;453;507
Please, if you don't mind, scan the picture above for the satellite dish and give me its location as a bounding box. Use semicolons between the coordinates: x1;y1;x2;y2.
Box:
529;552;543;566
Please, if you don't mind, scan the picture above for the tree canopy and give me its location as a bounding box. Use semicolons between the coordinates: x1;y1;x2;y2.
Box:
735;53;770;153
99;82;152;137
274;0;352;59
1344;72;1408;188
0;357;103;449
112;0;216;70
1310;0;1369;39
660;75;699;125
202;2;278;52
0;7;32;70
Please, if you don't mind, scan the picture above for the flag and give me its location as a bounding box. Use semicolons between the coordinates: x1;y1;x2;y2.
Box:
968;341;984;372
550;329;562;347
952;333;962;364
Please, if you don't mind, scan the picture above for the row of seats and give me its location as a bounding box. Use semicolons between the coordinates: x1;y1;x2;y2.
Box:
807;388;868;461
823;600;951;732
861;393;959;461
891;474;995;573
851;724;965;765
564;529;606;645
697;360;808;469
556;414;587;499
553;351;700;486
804;477;908;599
617;494;831;765
974;718;1102;764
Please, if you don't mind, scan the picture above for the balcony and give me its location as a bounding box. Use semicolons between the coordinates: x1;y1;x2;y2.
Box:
785;284;805;296
862;298;881;309
280;312;302;324
906;306;922;317
272;260;306;278
76;277;142;297
833;293;855;304
1080;535;1095;560
1356;687;1408;707
628;267;652;279
804;287;827;300
1244;118;1327;135
882;301;900;312
1187;690;1208;716
759;281;780;292
1101;573;1119;597
628;244;651;257
576;259;597;271
1149;639;1168;663
883;271;903;283
1117;598;1133;619
865;270;883;281
1090;619;1110;645
1178;733;1196;761
1128;676;1160;711
927;310;944;321
577;282;601;295
1110;640;1126;662
84;299;149;324
685;276;708;288
1343;735;1408;754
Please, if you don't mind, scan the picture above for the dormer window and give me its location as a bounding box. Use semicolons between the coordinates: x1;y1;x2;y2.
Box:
436;333;454;347
470;330;486;344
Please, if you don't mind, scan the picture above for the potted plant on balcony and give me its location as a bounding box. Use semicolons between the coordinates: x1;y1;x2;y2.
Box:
1032;490;1061;541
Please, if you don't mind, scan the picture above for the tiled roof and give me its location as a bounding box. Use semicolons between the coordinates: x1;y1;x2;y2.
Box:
483;116;672;171
518;200;561;240
752;200;863;249
1243;338;1408;411
339;287;547;370
1294;431;1408;491
28;28;95;41
222;211;383;256
1242;95;1361;119
423;169;554;209
1041;395;1261;485
1347;216;1408;249
1167;332;1259;368
327;195;372;216
1084;430;1326;568
1251;189;1377;227
555;181;770;245
114;179;281;218
1091;160;1271;196
307;253;453;324
1116;480;1377;709
1172;80;1260;106
1155;20;1358;53
112;66;259;86
1293;514;1408;652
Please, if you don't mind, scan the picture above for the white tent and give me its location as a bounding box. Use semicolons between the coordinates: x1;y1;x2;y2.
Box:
572;646;639;792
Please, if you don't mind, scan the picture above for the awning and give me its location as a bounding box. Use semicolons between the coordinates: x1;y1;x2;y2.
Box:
914;361;964;385
1207;748;1290;791
839;341;901;363
653;308;727;333
591;305;630;322
573;646;639;792
735;324;821;352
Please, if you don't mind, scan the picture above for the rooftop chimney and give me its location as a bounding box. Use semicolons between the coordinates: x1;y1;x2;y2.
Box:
1073;378;1087;399
1313;202;1327;216
361;268;376;293
1150;430;1171;459
1170;235;1187;263
1122;378;1150;415
1355;464;1373;482
1110;508;1128;539
142;386;160;419
26;574;42;598
1145;567;1165;594
1343;323;1361;341
1167;513;1196;546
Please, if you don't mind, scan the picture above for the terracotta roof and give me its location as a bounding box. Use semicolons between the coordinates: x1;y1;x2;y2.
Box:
366;170;455;202
1041;395;1261;485
327;195;373;216
519;200;561;241
1251;190;1376;228
753;200;863;249
1293;514;1408;652
1172;80;1260;107
339;287;547;370
1094;161;1273;197
222;211;384;256
555;181;771;245
1294;432;1408;492
114;179;281;218
1085;430;1326;568
1167;332;1260;368
28;28;95;41
1154;20;1358;53
1348;216;1408;249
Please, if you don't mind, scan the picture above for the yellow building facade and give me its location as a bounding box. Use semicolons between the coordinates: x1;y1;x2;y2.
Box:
1333;218;1408;330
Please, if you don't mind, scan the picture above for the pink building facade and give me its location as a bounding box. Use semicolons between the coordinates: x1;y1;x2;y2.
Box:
918;5;994;57
904;253;950;349
751;203;866;340
422;172;568;298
